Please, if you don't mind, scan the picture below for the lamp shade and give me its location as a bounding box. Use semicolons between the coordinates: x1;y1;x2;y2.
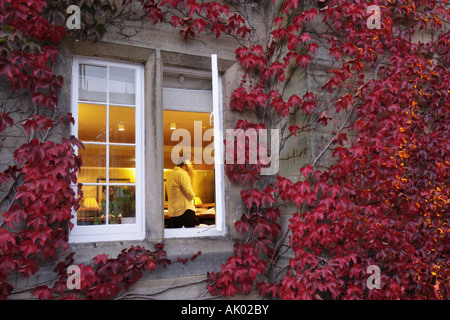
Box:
84;197;99;208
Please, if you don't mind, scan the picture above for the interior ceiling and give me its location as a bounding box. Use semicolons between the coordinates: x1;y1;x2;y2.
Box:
78;104;213;146
163;110;213;147
78;103;136;143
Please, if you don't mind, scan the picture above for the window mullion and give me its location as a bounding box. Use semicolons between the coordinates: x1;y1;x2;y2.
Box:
105;66;110;226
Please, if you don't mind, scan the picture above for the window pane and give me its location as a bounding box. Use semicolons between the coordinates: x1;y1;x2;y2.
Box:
163;110;214;170
78;144;106;183
109;67;136;105
109;145;136;182
78;185;105;225
107;186;136;224
79;64;107;102
78;103;106;142
163;110;216;228
109;106;135;144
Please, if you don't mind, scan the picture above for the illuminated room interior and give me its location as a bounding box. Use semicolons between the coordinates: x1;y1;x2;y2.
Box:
77;103;137;225
163;110;216;227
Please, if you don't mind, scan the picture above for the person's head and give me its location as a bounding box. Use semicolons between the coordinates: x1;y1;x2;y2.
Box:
176;156;193;174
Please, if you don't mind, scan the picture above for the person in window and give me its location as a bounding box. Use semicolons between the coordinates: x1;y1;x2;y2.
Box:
166;157;199;228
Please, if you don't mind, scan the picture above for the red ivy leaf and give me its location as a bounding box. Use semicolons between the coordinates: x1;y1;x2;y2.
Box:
0;113;14;132
211;23;225;38
0;229;16;252
235;220;250;233
3;204;27;227
308;42;319;54
92;254;109;266
0;256;16;276
299;33;312;42
274;17;284;26
30;227;52;245
299;165;314;178
289;124;300;136
186;0;201;16
296;54;311;68
241;189;263;208
33;285;53;300
20;240;38;258
0;58;19;79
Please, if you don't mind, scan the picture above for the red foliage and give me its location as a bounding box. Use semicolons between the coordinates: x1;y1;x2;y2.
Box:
32;244;199;300
128;0;250;40
0;0;81;299
207;0;449;300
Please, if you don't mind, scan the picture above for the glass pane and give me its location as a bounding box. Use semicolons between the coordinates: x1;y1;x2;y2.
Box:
109;67;136;105
162;110;216;228
108;186;136;224
78;144;106;183
162;110;214;170
109;106;135;144
79;64;107;102
78;185;105;225
78;103;106;142
109;145;136;182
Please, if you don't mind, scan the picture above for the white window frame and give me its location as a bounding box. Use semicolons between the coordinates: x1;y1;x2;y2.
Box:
69;56;145;243
163;54;226;238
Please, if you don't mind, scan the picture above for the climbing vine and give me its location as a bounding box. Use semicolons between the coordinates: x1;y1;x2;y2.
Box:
206;0;449;300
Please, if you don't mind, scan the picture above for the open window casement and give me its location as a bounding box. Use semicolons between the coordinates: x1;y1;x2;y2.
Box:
163;54;226;238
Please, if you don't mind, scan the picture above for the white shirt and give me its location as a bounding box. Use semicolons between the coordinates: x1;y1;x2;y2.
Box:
167;166;195;218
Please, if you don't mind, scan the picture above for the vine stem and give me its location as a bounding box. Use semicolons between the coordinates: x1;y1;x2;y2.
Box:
311;100;357;168
311;54;386;168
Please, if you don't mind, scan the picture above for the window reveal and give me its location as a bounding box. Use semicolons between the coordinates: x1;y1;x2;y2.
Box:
162;55;225;237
